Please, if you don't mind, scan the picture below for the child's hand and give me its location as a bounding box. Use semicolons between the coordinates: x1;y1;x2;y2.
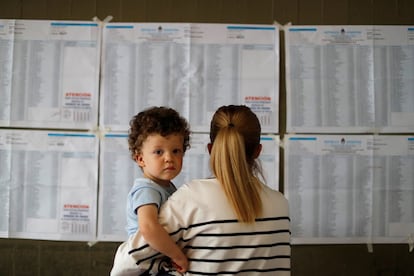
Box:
172;255;189;273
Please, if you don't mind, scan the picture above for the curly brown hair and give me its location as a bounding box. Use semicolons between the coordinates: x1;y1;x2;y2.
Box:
128;106;191;160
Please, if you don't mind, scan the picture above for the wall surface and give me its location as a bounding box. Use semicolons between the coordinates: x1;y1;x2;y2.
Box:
1;0;414;275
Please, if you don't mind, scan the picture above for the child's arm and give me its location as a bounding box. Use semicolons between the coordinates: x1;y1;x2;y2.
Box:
137;204;188;273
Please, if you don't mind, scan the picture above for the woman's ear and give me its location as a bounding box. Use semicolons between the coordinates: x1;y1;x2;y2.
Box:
253;144;262;159
207;143;212;154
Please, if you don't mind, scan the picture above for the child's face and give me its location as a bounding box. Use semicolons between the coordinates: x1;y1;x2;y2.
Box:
136;133;184;186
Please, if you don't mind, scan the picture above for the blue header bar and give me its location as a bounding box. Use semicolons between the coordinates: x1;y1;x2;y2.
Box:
51;22;98;27
227;26;275;30
106;25;134;29
289;137;317;141
289;28;317;32
48;133;95;137
105;134;128;138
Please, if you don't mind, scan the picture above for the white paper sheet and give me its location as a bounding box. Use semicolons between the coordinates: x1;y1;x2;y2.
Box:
0;20;101;129
100;23;279;133
285;25;414;133
285;134;414;244
0;129;99;241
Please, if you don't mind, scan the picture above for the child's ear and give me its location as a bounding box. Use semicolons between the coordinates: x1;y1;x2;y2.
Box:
135;153;145;167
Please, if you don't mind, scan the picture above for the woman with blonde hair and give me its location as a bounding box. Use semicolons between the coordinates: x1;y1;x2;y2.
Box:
111;105;291;275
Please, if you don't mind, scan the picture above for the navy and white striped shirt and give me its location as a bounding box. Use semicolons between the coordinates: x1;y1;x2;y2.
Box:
112;178;291;275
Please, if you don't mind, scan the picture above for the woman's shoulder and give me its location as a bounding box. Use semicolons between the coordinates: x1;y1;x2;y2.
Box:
169;178;221;202
178;178;219;192
162;178;224;214
261;184;289;205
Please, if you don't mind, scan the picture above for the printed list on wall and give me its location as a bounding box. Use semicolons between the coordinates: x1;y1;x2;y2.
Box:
0;19;280;242
285;135;414;244
283;25;414;245
0;130;99;241
1;20;413;244
0;20;101;130
100;23;279;133
285;26;414;133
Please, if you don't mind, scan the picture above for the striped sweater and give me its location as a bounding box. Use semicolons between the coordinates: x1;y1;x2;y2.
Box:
111;178;291;275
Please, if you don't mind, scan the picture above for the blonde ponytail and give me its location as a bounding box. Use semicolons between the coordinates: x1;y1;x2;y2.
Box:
209;105;263;223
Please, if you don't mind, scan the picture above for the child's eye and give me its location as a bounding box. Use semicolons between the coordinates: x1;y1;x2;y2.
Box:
154;150;163;155
173;149;183;154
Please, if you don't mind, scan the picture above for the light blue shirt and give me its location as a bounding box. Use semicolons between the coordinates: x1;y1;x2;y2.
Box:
126;178;176;237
